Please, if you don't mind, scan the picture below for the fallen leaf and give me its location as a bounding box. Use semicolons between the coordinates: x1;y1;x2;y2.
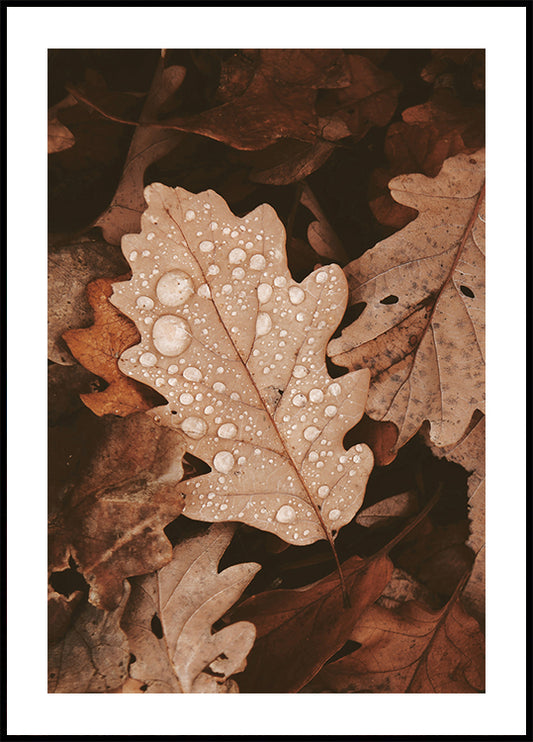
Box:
308;585;484;692
328;150;485;449
245;138;335;186
316;54;401;142
375;566;435;610
49;584;130;692
230;550;392;692
48;233;128;365
300;183;349;264
158;49;350;150
48;94;77;153
63;275;163;416
48;361;100;425
121;524;260;693
346;414;399;466
95;58;187;245
424;412;485;621
111;184;374;549
49;412;185;610
48;587;85;646
355;491;419;528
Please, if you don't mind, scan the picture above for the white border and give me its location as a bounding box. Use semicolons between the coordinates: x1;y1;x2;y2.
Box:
7;4;527;737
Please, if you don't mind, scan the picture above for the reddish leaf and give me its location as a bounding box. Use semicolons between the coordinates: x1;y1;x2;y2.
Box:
63;276;162;416
230;552;392;692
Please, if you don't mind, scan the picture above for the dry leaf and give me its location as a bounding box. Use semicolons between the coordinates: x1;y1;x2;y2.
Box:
49;584;130;693
159;49;350;150
121;524;260;693
63;276;162;416
300;183;349;264
111;184;374;547
356;491;418;528
347;414;399;466
49;412;185;610
328;150;485;449
424;412;485;620
95;59;187;245
230;550;392;692
316;54;401;141
246;138;335;186
48;586;85;646
309;588;484;692
48;233;128;365
48;94;77;153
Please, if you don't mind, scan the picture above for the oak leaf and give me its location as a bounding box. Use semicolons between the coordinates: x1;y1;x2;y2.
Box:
49;584;130;693
48;94;77;154
49;412;185;610
95;58;187;245
328;150;485;449
309;587;484;693
229;550;392;693
158;49;350;150
120;524;259;693
111;184;374;547
63;275;162;416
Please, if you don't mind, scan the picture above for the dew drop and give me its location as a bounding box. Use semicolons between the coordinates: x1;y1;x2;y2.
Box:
304;426;320;441
199;240;214;252
309;389;324;403
318;485;330;498
256;313;272;336
168;364;179;374
213;451;235;474
289;286;305;305
213;381;226;393
296;312;305;322
179;393;194;405
152;316;192;356
197;283;211;299
292;394;307;407
257;284;273;304
328;382;341;396
250;254;266;270
204;405;214;414
183;367;202;382
181;417;207;439
316;271;328;284
218;422;237;439
274;276;286;288
129;251;138;261
139;352;157;367
329;509;341;521
232;267;245;280
156;271;194;306
136;296;154;310
185;209;196;221
275;505;296;524
229;247;246;264
325;405;337;417
209;221;218;231
293;365;308;379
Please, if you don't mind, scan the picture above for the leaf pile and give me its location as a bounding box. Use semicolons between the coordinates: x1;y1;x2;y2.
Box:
49;48;485;695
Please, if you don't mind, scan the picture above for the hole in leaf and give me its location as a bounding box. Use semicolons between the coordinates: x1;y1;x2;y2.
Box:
380;294;399;305
460;285;475;298
326;639;362;664
182;451;212;480
140;684;148;692
49;561;89;597
129;653;137;666
151;613;163;639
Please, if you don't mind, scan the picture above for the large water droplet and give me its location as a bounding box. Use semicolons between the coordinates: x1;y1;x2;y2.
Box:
185;210;196;221
318;485;330;498
198;283;211;299
229;247;246;264
293;365;308;379
316;271;328;284
250;254;266;270
152;316;192;356
136;296;154;310
218;422;237;439
181;417;207;439
139;352;157;367
275;505;296;524
325;405;337;417
199;240;214;252
213;451;235;474
309;388;324;403
292;394;307;407
256;313;272;336
156;271;194;306
183;367;202;382
304;426;320;441
328;509;341;521
289;286;305;305
257;284;273;304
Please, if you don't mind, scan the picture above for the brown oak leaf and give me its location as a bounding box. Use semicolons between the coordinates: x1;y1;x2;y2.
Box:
63;275;162;416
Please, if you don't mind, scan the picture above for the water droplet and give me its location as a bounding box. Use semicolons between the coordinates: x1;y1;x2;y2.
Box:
218;422;237;439
293;365;308;379
275;505;296;523
296;312;305;322
207;265;220;275
213;451;234;474
139;352;157;367
256;313;272;336
231;230;239;238
198;283;211;299
156;271;194;306
250;254;266;270
179;393;194;405
292;394;307;407
221;284;232;295
329;509;341;521
355;444;363;452
204;405;214;414
325;405;337;417
185;209;196;221
183;367;202;382
316;271;328;284
152;316;192;356
232;267;245;280
304;426;320;441
289;286;305;305
309;389;324;403
209;221;218;230
257;284;273;304
181;417;207;439
136;296;154;309
168;364;179;374
229;247;246;264
199;240;214;252
318;485;330;498
129;251;138;261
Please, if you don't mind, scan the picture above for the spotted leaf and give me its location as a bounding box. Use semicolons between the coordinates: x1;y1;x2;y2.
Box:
111;184;373;546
